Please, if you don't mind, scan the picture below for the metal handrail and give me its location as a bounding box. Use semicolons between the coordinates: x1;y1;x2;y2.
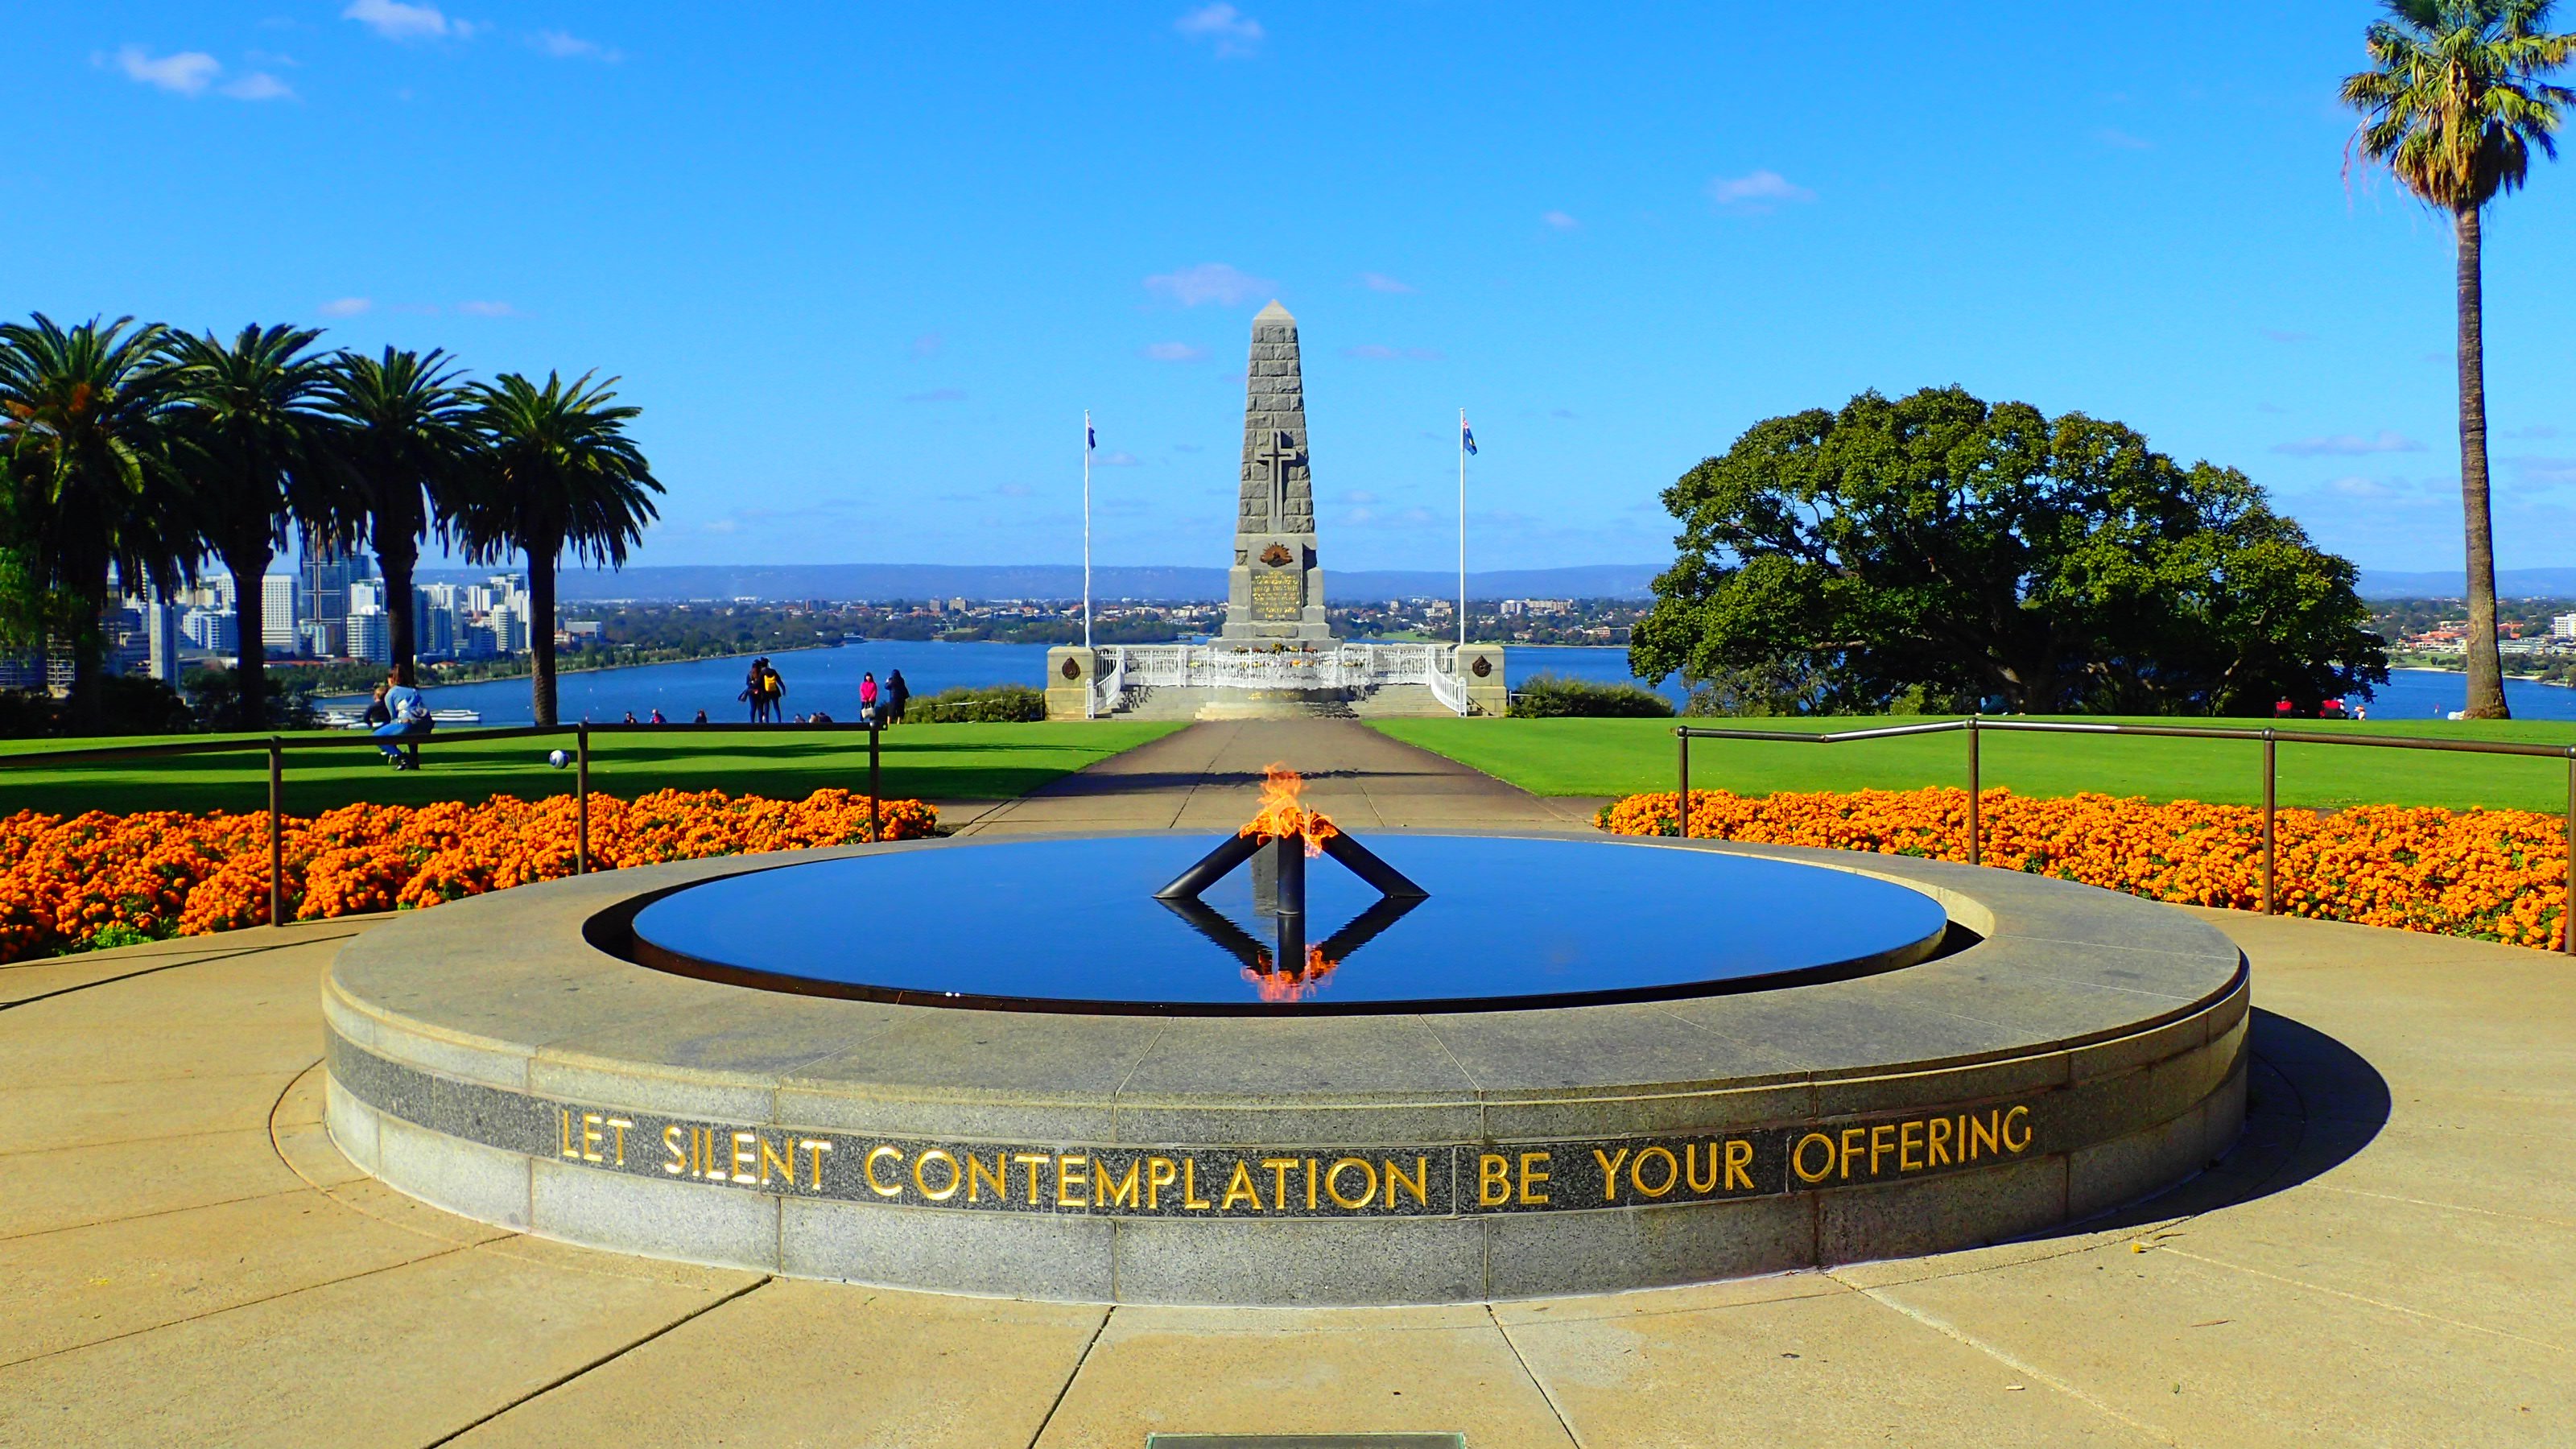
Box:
1670;714;2576;956
0;716;906;929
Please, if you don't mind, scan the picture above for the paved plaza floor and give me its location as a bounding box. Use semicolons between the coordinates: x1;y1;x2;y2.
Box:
2;720;2568;1447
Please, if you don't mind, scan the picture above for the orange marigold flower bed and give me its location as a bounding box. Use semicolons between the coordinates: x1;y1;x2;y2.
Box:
0;789;939;963
1598;786;2571;952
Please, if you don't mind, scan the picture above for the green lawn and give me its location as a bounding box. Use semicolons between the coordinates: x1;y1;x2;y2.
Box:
0;721;1187;819
1373;716;2576;815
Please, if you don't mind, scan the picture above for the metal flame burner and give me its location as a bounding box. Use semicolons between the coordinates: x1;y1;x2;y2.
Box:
622;833;1955;1015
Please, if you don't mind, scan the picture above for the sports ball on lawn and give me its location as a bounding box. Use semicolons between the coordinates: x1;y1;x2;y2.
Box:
547;749;571;770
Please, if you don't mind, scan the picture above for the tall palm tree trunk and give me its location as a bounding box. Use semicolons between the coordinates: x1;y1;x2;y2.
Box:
378;538;419;688
221;540;276;730
527;553;559;727
64;554;112;729
2457;206;2508;719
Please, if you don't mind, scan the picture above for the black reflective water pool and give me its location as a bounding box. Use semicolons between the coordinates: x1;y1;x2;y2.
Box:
621;835;1955;1014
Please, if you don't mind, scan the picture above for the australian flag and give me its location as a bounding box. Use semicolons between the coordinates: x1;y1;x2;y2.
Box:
1088;423;1096;450
1461;417;1477;456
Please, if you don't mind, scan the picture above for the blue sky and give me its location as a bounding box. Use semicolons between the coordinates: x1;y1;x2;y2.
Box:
11;2;2575;574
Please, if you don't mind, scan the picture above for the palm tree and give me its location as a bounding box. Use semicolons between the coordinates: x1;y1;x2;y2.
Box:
456;372;662;727
317;348;471;687
2343;0;2576;719
167;324;336;729
0;315;191;720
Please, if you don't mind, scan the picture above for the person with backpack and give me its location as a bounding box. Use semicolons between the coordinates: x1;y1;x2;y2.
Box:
761;661;786;720
375;671;434;769
882;669;910;727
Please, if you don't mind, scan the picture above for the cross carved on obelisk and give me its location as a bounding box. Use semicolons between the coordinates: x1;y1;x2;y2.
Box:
1253;430;1298;530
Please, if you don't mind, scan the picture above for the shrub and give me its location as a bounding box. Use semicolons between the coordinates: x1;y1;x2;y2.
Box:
0;788;940;963
908;683;1045;723
1511;673;1674;719
1598;784;2573;952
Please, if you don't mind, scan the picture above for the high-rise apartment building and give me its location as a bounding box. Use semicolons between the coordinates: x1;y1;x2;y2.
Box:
347;606;391;667
262;576;299;654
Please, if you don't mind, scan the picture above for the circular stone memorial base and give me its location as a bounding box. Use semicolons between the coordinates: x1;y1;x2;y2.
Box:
321;834;2247;1306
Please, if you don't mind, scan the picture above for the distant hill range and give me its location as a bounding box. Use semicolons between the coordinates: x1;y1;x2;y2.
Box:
417;563;1663;604
2358;568;2576;600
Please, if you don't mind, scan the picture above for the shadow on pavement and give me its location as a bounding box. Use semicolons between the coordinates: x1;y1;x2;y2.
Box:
2052;1007;2391;1237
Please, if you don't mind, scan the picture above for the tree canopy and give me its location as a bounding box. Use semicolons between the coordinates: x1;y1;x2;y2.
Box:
1629;387;2388;717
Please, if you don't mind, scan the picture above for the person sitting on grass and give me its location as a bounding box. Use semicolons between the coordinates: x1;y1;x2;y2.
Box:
375;672;433;770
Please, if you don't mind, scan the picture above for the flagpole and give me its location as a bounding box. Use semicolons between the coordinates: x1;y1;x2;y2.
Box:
1456;408;1467;650
1083;410;1093;653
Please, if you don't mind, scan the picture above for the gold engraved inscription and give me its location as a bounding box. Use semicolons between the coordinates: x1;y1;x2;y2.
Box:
1249;564;1302;621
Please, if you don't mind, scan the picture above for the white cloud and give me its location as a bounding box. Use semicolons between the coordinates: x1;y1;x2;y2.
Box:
2329;476;2402;499
2094;127;2153;151
532;29;621;61
1096;451;1142;466
112;47;221;96
456;300;521;317
343;0;465;42
1706;169;1815;209
2509;456;2576;487
2272;431;2425;456
106;47;291;101
221;72;296;101
1343;345;1443;361
1540;210;1580;230
1142;262;1273;307
318;298;373;317
1358;272;1415;294
1175;3;1264;56
1141;341;1209;362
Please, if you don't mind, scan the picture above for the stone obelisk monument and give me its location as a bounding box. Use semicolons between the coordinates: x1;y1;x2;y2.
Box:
1220;301;1334;643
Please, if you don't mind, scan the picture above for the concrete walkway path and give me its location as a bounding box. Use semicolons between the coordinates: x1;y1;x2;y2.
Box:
3;729;2570;1446
955;717;1598;835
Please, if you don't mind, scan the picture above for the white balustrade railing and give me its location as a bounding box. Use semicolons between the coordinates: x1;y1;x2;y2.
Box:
1090;646;1127;717
1095;642;1469;704
1425;655;1469;716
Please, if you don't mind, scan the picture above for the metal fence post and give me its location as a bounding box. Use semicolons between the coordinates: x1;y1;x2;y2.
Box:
2564;748;2575;956
1676;728;1690;840
575;724;591;876
868;722;882;841
2261;729;2277;916
1966;716;1981;866
266;737;284;928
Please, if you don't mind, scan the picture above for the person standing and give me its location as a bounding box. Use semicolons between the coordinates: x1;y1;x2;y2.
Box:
882;668;909;727
859;671;880;725
741;658;766;723
762;660;786;721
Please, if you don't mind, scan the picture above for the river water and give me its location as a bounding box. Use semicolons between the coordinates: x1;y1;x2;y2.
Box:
331;643;2576;725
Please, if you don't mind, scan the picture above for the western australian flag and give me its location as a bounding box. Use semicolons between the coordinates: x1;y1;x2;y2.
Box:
1460;417;1477;456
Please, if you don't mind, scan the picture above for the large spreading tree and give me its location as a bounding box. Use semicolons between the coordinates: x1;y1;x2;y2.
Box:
2341;0;2574;720
1630;387;2389;717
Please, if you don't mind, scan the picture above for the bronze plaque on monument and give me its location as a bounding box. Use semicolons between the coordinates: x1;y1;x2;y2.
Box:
1249;560;1302;622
